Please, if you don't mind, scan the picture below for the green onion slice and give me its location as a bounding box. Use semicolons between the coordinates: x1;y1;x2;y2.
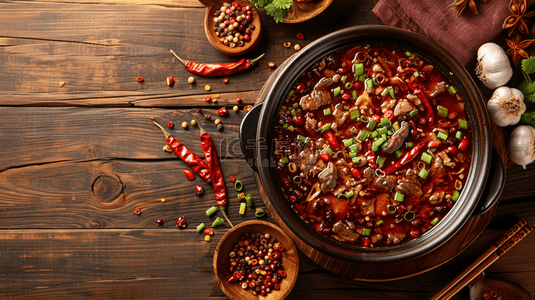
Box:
387;204;397;213
255;209;266;218
333;86;341;97
431;217;439;225
235;180;244;191
361;228;371;236
403;211;416;221
459;119;468;130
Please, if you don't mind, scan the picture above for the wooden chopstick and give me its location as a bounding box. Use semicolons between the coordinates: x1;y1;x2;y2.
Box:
432;219;533;300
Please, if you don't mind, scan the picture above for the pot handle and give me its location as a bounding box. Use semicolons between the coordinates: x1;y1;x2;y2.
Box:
239;103;264;172
472;146;505;217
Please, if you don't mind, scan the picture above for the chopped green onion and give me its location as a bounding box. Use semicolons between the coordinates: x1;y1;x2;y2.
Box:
431;217;439;225
403;211;416;221
365;78;374;88
197;223;205;233
333;86;341;97
287;125;295;132
405;142;414;148
358;74;366;81
455;131;462;140
321;123;331;132
371;143;379;152
378;127;388;135
377;156;386;167
376;220;384;226
387;205;397;213
211;217;225;228
405;51;411;56
341;75;347;84
324;108;332;116
346;191;354;198
381;133;387;141
393;122;400;131
350;108;360;120
291;110;297;116
388;86;395;98
367;118;377;130
353;63;364;75
352;156;361;165
437;105;448;118
279;157;289;164
288;188;293;192
255;208;266;218
287;90;295;97
370;130;378;139
452;190;460;201
343;138;354;147
246;194;253;207
381;88;389;97
206;206;218;217
239;202;246;215
387;130;394;135
357;129;370;141
361;116;369;123
297;135;309;143
448;86;457;95
380;118;391;126
438;131;448;141
292;102;299;108
459;119;468;130
336;193;349;202
394;192;405;202
395;150;403;158
352;90;358;99
283;123;289;130
419;169;429;180
373;137;386;149
349;152;357;158
421;152;433;164
361;228;371;236
234;180;243;191
413;71;419;77
326;147;333;156
409;109;419;117
349;144;358;153
345;82;353;89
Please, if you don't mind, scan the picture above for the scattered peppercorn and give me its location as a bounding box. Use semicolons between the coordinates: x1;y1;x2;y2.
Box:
182;121;188;129
236;97;243;103
230;176;235;181
195;185;204;195
296;32;305;40
136;76;143;82
205;114;211;120
167;121;174;128
156;218;164;225
223;78;229;83
167;76;175;86
213;3;255;48
244;105;253;112
217;123;224;131
233;106;239;112
205;85;211;91
268;62;276;68
197;108;202;113
176;216;187;228
294;44;301;51
135;208;142;215
214;118;221;125
191;119;197;126
205;96;212;102
188;77;195;84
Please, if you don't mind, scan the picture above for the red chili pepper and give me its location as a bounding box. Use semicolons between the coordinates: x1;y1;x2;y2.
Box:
183;170;195;180
169;49;264;77
195;184;204;195
150;118;211;183
223;78;229;84
296;83;305;93
383;142;426;175
459;137;469;152
218;107;229;116
406;79;435;128
296;32;305;39
372;114;381;123
136;76;143;82
205;96;212;102
203;228;214;236
236;98;243;103
268;62;276;68
319;153;331;162
366;150;377;169
323;131;340;150
382;109;394;121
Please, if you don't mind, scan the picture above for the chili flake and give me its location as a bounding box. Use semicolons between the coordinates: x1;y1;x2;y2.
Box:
136;76;143;82
230;176;235;182
156;218;164;225
205;96;212;102
195;185;204;195
223;78;229;84
218;107;229;116
167;121;174;128
244;105;253;112
203;228;214;236
176;216;187;228
296;32;305;40
183;170;195;181
205;114;211;119
205;85;211;91
167;76;175;86
160;198;166;202
134;208;142;215
268;62;276;68
197;108;202;113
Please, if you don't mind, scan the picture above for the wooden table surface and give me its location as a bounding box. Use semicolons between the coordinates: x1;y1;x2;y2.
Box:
1;0;534;299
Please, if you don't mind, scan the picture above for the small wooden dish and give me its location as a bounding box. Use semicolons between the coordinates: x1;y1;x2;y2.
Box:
199;0;262;56
213;220;299;300
283;0;333;23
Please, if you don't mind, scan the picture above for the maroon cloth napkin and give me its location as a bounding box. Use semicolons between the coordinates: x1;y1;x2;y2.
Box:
372;0;517;67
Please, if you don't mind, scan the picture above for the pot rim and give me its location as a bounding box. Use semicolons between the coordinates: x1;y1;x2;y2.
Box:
255;25;491;264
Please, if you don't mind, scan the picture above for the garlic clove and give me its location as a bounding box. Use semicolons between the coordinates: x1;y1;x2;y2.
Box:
508;125;535;169
476;43;513;89
487;87;526;127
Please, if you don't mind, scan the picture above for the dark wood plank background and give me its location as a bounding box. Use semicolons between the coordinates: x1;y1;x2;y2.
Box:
0;0;534;299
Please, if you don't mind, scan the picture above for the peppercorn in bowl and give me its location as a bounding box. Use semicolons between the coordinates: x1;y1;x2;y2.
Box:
213;220;299;299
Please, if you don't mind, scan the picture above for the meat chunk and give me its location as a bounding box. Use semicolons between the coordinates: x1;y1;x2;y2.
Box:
299;77;334;111
332;221;359;243
371;234;384;244
297;148;318;178
305;116;318;132
370;175;397;192
396;168;422;197
309;159;326;177
429;155;446;179
318;162;337;193
388;231;406;245
438;151;456;168
382;121;410;154
359;197;376;216
381;96;397;113
394;98;416;117
356;91;372;107
429;190;445;205
429;81;446;98
336;160;359;188
331;107;349;132
375;193;391;217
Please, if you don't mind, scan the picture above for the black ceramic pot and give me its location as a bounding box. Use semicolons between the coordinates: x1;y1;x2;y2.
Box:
240;26;505;264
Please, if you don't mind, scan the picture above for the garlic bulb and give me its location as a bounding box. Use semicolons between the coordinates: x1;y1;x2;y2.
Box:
509;125;535;169
476;43;513;89
487;86;526;127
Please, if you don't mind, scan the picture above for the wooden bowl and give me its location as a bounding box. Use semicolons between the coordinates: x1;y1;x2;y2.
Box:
199;0;262;56
283;0;333;23
213;220;299;300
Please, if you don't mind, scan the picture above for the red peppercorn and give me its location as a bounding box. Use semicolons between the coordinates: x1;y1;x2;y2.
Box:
293;114;304;126
183;170;195;181
176;216;187;228
268;62;276;68
205;96;212;102
230;176;236;182
236;97;243;103
156;218;164;225
167;121;174;128
223;78;229;84
296;32;305;40
205;114;211;119
195;185;204;195
448;145;458;155
218;107;229;116
136;76;143;82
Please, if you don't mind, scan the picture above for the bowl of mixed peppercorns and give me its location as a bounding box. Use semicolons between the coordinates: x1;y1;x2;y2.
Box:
201;0;262;56
213;220;299;299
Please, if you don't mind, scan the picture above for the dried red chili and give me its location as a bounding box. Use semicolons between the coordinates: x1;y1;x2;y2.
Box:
184;170;195;181
205;96;212;102
268;62;276;68
218;107;229;116
150;117;211;183
296;32;305;40
195;120;234;227
406;79;435;128
169;49;264;77
176;216;187;228
383;142;426;175
195;184;204;195
167;76;174;86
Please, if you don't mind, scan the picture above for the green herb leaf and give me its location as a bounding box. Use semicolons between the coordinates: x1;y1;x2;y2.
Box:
520;81;535;103
521;111;535;128
521;57;535;75
272;0;292;9
250;0;272;7
526;93;535;103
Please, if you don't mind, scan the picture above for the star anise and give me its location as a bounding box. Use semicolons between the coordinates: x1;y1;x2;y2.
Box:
506;32;535;65
450;0;488;16
503;0;535;36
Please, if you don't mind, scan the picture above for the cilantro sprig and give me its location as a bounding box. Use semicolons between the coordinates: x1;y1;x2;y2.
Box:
251;0;293;23
520;57;535;102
